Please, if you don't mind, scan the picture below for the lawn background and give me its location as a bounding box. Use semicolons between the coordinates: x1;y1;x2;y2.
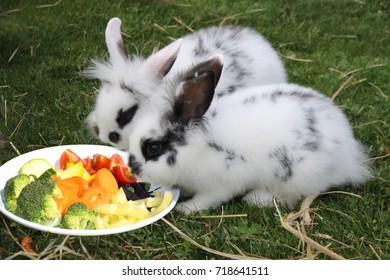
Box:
0;0;389;259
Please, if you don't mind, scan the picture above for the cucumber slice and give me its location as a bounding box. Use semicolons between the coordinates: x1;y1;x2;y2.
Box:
38;168;57;180
19;158;54;178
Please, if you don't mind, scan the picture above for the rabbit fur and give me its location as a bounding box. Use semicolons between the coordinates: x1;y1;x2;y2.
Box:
126;55;371;214
85;17;287;150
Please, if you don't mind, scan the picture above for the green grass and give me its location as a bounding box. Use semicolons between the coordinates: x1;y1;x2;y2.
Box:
0;0;389;260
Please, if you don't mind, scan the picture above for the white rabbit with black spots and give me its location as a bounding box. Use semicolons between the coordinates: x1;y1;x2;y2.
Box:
126;55;371;214
85;17;287;150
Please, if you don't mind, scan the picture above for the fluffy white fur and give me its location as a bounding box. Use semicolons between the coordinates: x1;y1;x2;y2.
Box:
127;59;371;214
85;17;287;150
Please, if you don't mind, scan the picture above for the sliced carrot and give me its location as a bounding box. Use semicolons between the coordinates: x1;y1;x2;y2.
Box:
51;173;60;181
58;176;89;197
92;168;119;195
55;182;78;216
21;236;36;254
74;177;89;197
82;186;110;208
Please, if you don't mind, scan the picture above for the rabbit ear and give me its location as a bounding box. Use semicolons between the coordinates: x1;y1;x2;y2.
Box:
142;38;183;80
105;17;128;65
184;54;224;87
173;55;223;124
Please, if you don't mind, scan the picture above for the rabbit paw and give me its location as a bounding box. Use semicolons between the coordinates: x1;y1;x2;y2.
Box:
175;202;196;215
175;196;214;215
242;190;276;207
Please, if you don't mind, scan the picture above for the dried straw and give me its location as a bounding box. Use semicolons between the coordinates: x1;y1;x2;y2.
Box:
275;196;347;260
162;217;269;260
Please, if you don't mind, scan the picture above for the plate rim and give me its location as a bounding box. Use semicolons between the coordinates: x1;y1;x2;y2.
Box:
0;144;179;236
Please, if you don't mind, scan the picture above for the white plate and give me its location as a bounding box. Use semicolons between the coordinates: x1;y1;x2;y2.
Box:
0;144;179;236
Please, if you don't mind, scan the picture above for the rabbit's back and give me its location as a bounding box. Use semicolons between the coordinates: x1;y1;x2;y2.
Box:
166;26;287;97
205;84;370;207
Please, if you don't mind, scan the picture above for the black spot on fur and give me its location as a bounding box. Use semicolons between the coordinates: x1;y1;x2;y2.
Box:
302;108;321;151
226;149;236;161
129;154;142;175
216;91;225;98
225;149;246;169
271;90;324;103
170;124;187;146
305;108;317;133
216;84;243;98
215;40;222;49
303;141;319;151
209;142;224;152
193;36;209;57
242;96;257;105
227;86;236;93
116;104;139;129
270;146;293;182
167;150;177;166
236;68;249;81
226;58;249;81
270;91;283;103
209;142;246;169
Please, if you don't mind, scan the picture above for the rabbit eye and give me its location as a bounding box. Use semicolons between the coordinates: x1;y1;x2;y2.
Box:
142;139;166;161
108;131;121;143
120;82;136;94
147;142;162;156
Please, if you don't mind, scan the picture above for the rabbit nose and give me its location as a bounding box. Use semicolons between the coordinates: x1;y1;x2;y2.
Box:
108;131;121;143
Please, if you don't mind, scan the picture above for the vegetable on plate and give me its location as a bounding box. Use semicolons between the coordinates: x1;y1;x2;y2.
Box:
3;148;173;231
15;177;62;226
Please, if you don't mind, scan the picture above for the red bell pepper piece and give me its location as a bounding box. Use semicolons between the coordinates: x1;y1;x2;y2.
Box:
110;153;136;184
81;156;96;175
92;154;112;170
59;149;82;170
111;164;137;184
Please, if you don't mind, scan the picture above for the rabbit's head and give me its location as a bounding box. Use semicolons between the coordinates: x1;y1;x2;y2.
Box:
85;17;182;149
127;55;223;189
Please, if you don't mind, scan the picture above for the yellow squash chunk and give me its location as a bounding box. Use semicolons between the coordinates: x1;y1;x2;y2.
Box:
148;191;173;218
93;203;150;219
109;187;128;204
102;216;138;228
93;189;173;230
59;161;86;180
129;196;164;208
82;168;92;182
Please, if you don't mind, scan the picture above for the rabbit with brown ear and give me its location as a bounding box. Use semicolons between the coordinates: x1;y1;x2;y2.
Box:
85;17;287;150
126;55;371;214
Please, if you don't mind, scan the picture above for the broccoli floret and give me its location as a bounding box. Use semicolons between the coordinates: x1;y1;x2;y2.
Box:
4;174;32;213
15;177;62;226
61;202;97;230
